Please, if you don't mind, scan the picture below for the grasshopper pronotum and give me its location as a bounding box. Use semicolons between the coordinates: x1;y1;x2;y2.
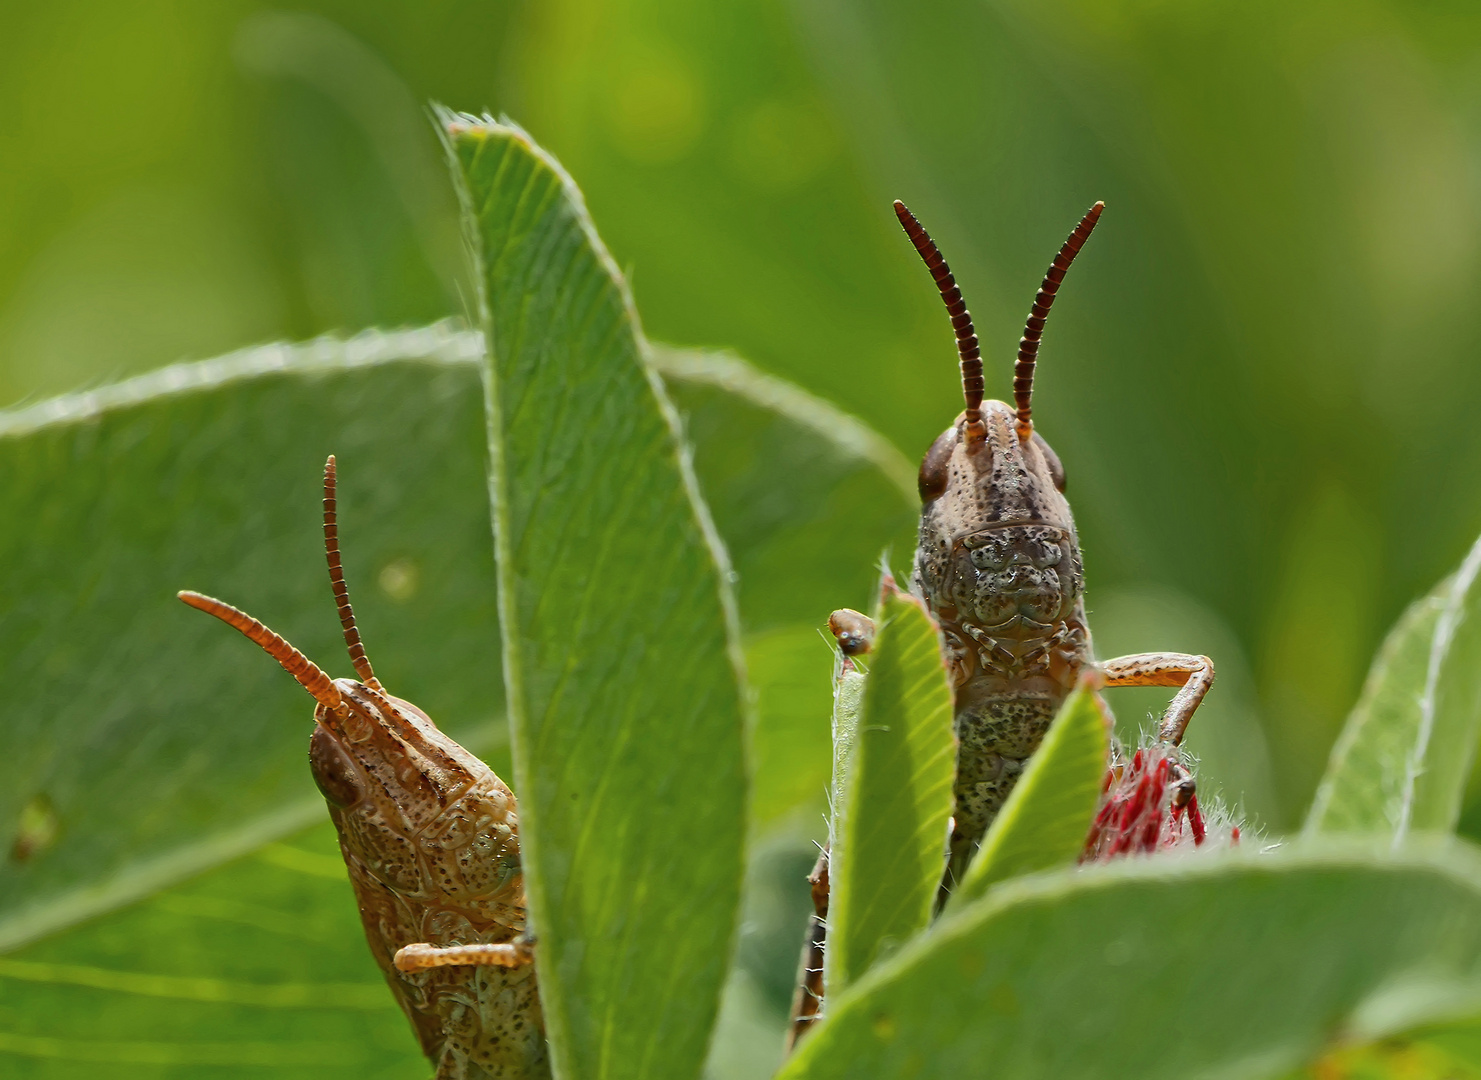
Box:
181;457;548;1080
789;202;1217;1047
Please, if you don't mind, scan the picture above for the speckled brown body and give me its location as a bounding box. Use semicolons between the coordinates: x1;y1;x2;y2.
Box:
915;400;1090;882
180;458;549;1080
309;683;548;1080
788;199;1217;1051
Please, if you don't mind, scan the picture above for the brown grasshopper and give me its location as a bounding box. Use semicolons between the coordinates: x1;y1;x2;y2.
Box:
180;457;549;1080
893;199;1213;890
788;202;1216;1049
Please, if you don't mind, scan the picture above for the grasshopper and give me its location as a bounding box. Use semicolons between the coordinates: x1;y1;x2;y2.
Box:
180;457;549;1080
894;199;1214;889
789;202;1216;1048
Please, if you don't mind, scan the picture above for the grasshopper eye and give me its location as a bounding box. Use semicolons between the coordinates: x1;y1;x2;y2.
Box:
918;427;954;503
1033;432;1066;493
310;724;365;809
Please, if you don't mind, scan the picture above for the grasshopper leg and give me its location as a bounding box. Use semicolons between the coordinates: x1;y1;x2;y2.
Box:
1098;652;1214;745
394;935;536;972
785;849;830;1051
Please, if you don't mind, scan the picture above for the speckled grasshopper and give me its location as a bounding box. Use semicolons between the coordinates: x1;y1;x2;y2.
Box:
789;202;1217;1047
894;200;1215;889
180;457;548;1080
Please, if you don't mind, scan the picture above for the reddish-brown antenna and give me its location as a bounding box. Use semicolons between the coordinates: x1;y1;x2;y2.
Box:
178;590;342;710
894;201;985;439
323;456;381;690
1014;202;1103;440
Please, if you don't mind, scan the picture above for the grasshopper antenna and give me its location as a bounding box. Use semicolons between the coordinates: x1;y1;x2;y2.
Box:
323;455;382;690
179;591;343;710
1014;201;1103;441
894;200;985;442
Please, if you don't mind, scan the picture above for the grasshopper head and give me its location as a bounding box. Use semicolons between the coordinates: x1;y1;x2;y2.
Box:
309;683;523;910
917;399;1068;524
912;400;1081;630
179;456;523;917
176;588;524;911
894;201;1101;632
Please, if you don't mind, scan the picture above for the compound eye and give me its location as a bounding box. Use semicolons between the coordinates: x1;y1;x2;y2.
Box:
918;427;955;503
309;724;365;809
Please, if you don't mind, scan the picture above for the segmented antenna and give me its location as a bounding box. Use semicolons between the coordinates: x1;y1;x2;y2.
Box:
893;201;984;433
323;456;381;690
178;590;342;710
1014;202;1103;440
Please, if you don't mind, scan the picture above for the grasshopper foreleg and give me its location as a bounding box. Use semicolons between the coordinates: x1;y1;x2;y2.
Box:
394;935;537;973
1098;652;1214;745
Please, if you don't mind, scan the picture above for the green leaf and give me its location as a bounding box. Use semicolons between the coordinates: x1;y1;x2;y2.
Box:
444;115;747;1080
1282;1013;1481;1079
650;348;916;569
1307;532;1481;838
652;345;916;832
782;840;1481;1080
653;349;917;633
0;325;502;953
825;585;954;993
0;822;424;1077
1401;1018;1481;1074
830;665;869;815
1306;592;1446;835
0;315;908;1070
0;328;505;1072
948;684;1109;910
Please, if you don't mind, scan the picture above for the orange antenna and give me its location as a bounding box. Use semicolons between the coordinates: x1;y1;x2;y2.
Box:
179;590;342;710
323;456;381;690
894;201;985;439
1014;202;1103;440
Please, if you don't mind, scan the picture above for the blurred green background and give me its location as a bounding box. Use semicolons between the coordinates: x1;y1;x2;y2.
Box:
9;0;1481;828
7;0;1481;1072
